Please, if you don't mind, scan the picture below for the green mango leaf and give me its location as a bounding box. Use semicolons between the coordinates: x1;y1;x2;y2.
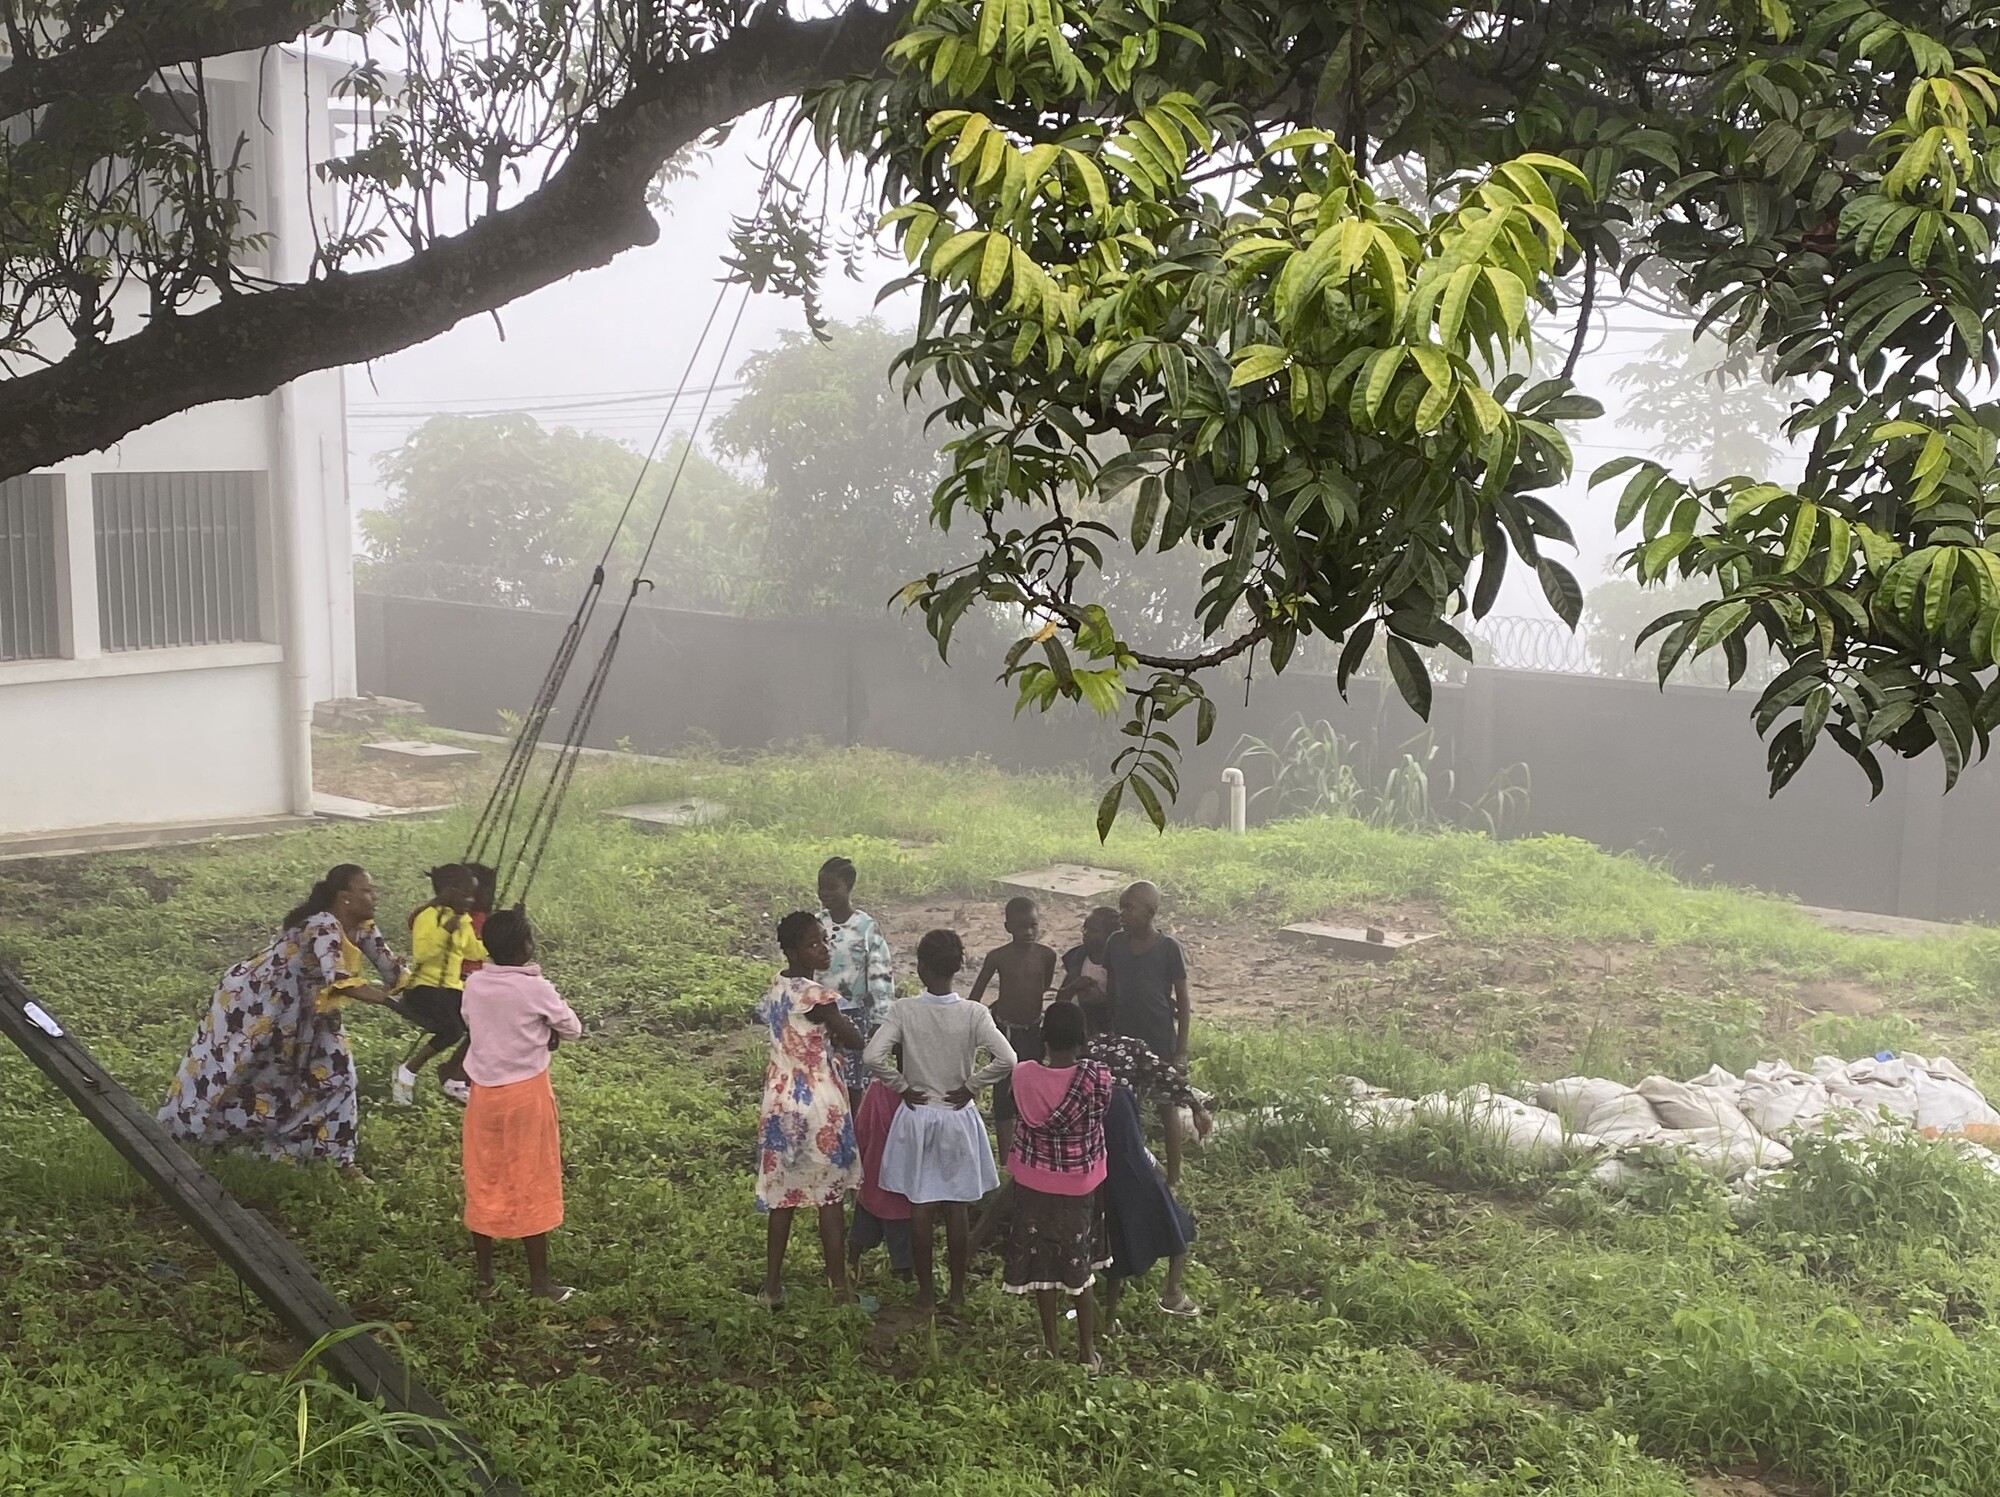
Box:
1384;635;1433;718
1229;344;1291;387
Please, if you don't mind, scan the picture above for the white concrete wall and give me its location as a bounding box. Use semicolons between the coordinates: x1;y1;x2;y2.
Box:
0;48;355;840
0;649;290;835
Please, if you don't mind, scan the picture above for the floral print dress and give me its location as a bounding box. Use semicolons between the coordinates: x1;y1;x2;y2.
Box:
159;912;405;1168
755;975;861;1211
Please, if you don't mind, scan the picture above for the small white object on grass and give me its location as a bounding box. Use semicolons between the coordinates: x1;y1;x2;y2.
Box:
24;1001;63;1037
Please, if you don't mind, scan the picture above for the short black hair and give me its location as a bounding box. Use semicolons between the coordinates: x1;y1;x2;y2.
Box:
427;863;472;895
916;928;963;975
778;910;822;954
482;909;533;966
1041;999;1086;1050
1084;905;1119;931
1080;997;1114;1035
1004;896;1037;922
818;856;857;888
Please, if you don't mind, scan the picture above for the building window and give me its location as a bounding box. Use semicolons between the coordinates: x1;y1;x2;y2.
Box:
0;475;63;662
94;472;265;652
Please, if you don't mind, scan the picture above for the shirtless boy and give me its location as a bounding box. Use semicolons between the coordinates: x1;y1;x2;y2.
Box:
968;896;1059;1162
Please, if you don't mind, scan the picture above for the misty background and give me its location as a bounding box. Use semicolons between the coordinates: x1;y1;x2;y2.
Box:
344;132;1802;663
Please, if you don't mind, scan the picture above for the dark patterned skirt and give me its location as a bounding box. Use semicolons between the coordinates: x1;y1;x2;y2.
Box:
1003;1183;1111;1296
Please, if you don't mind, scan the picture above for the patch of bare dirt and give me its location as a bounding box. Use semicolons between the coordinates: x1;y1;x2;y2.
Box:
1795;980;1884;1016
1692;1470;1821;1497
868;890;1897;1075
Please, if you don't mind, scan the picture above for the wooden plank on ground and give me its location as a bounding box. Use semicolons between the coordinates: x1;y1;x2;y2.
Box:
0;969;517;1495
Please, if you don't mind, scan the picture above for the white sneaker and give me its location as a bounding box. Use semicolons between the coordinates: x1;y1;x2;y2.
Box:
391;1066;417;1107
441;1076;471;1105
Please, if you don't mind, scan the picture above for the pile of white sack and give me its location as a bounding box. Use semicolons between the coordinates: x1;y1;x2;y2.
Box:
1322;1052;2000;1193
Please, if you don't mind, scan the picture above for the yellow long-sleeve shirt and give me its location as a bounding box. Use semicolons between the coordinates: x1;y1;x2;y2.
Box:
407;905;488;990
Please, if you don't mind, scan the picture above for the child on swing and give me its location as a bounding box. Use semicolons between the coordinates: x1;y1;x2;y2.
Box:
461;909;581;1301
394;864;488;1106
755;912;866;1309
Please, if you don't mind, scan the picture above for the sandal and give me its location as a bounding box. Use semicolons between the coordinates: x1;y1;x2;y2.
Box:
338;1164;374;1185
534;1285;577;1304
754;1286;787;1311
1158;1293;1202;1318
1080;1352;1104;1377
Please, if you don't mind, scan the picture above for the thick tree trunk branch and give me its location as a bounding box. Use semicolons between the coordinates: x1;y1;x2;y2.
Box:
0;0;341;120
0;2;903;480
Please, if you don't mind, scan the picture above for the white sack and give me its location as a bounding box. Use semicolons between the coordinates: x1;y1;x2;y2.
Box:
1687;1064;1744;1102
1638;1075;1763;1141
1351;1095;1417;1134
1537;1076;1632;1122
1415;1085;1603;1164
1737;1061;1835;1137
1901;1054;2000;1133
1534;1077;1662;1143
1813;1055;1921;1129
1632;1125;1793;1180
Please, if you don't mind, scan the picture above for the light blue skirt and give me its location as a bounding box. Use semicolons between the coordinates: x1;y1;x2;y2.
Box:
879;1101;998;1204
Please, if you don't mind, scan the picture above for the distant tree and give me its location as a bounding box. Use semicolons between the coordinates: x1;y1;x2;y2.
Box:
715;319;962;618
1611;330;1802;488
359;413;762;611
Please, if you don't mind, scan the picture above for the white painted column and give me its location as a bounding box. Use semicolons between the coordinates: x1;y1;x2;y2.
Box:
262;48;316;815
56;462;100;660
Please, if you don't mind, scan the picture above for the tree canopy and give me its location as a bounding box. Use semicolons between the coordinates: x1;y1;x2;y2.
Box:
358;413;761;611
6;0;2000;825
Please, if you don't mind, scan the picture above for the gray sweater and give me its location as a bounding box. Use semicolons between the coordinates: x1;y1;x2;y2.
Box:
864;991;1016;1102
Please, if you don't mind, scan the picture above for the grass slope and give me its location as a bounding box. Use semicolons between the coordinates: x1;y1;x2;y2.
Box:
4;748;2000;1494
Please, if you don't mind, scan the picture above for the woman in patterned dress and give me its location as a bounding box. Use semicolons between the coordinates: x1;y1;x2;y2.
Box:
159;865;406;1181
755;911;865;1308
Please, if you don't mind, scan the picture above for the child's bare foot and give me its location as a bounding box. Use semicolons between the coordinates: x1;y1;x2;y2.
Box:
913;1291;937;1315
475;1278;498;1302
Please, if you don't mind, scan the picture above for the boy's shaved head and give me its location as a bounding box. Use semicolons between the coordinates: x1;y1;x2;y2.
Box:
1121;881;1161;912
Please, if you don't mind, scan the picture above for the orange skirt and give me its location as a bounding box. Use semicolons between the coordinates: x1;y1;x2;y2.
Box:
462;1069;564;1240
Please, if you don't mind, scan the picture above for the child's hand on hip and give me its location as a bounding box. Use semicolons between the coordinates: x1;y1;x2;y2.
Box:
944;1086;976;1109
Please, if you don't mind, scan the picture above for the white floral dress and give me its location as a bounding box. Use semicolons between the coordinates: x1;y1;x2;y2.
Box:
755;975;861;1210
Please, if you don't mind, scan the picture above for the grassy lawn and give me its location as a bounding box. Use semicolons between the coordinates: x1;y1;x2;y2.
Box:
7;747;2000;1495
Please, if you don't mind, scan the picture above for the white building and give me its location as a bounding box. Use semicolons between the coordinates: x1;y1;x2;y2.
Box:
0;48;357;849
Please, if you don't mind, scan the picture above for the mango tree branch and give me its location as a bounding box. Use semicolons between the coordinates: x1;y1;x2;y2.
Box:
0;2;905;481
0;0;341;121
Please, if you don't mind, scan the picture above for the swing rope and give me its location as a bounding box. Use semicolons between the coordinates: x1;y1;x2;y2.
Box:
462;136;803;906
462;284;736;881
494;281;755;907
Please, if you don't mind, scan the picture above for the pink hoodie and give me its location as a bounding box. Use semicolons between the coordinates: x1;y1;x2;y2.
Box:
461;963;582;1088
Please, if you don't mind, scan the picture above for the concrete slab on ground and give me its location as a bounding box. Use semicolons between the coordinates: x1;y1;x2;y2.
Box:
1279;921;1441;961
311;793;449;822
360;739;481;767
604;798;729;831
998;864;1129;900
0;814;316;863
1796;904;1964;940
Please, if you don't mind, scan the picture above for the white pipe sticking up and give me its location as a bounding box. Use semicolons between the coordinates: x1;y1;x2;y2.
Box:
1222;767;1247;835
